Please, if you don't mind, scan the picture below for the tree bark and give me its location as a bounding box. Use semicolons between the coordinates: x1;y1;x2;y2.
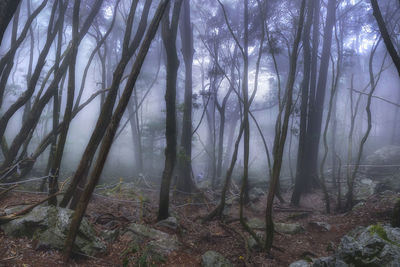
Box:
176;0;195;193
0;0;21;46
158;0;183;221
60;0;152;209
63;1;170;260
265;0;306;252
370;0;400;77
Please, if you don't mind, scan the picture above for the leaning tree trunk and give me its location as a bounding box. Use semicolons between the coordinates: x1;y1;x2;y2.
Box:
60;0;153;209
370;0;400;77
62;1;170;261
0;0;21;46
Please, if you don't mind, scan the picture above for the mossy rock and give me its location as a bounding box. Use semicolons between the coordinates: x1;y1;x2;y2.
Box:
122;223;180;257
0;206;105;256
391;198;400;228
201;251;232;267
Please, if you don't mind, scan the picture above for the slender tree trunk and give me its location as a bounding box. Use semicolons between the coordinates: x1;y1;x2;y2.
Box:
265;0;306;252
48;0;80;205
127;96;143;174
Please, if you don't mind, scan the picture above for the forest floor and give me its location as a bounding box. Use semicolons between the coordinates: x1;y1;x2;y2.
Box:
0;186;397;267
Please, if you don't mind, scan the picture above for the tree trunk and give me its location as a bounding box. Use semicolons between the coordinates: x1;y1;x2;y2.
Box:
60;0;152;209
176;0;195;193
48;0;80;205
291;0;314;205
158;0;183;221
0;0;21;46
63;1;169;260
370;0;400;77
265;0;306;252
303;0;336;200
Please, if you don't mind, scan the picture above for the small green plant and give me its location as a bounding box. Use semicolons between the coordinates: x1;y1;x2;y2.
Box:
369;224;400;247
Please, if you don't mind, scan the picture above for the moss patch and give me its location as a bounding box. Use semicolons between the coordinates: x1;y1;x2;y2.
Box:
369;224;400;247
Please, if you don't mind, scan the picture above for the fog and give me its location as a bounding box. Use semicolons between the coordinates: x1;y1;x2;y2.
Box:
0;0;400;264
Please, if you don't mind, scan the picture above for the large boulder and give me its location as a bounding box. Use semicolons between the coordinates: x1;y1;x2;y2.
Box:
122;223;180;257
336;225;400;266
290;224;400;267
201;250;232;267
0;206;105;256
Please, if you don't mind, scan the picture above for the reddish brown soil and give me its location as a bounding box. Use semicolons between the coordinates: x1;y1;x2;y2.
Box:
0;189;396;267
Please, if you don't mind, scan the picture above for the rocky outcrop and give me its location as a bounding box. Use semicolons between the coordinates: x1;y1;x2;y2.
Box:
122;223;181;258
201;250;232;267
290;224;400;267
0;206;105;256
156;216;178;230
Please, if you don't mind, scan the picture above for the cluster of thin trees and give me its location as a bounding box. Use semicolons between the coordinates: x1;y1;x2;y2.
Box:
0;0;399;260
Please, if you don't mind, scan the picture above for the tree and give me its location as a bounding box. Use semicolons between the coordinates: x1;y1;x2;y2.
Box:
265;0;306;252
0;0;21;46
291;0;336;205
60;0;154;209
370;0;400;77
158;0;183;221
176;0;196;193
63;0;170;260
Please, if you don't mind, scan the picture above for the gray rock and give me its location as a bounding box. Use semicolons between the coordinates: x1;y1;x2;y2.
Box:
309;221;331;232
289;260;311;267
275;223;304;234
312;256;348;267
0;206;105;256
248;231;264;249
337;225;400;266
249;187;264;202
290;224;400;267
122;223;180;257
354;178;377;200
247;217;265;229
103;229;119;242
201;250;232;267
156;216;178;230
290;257;348;267
247;218;304;234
